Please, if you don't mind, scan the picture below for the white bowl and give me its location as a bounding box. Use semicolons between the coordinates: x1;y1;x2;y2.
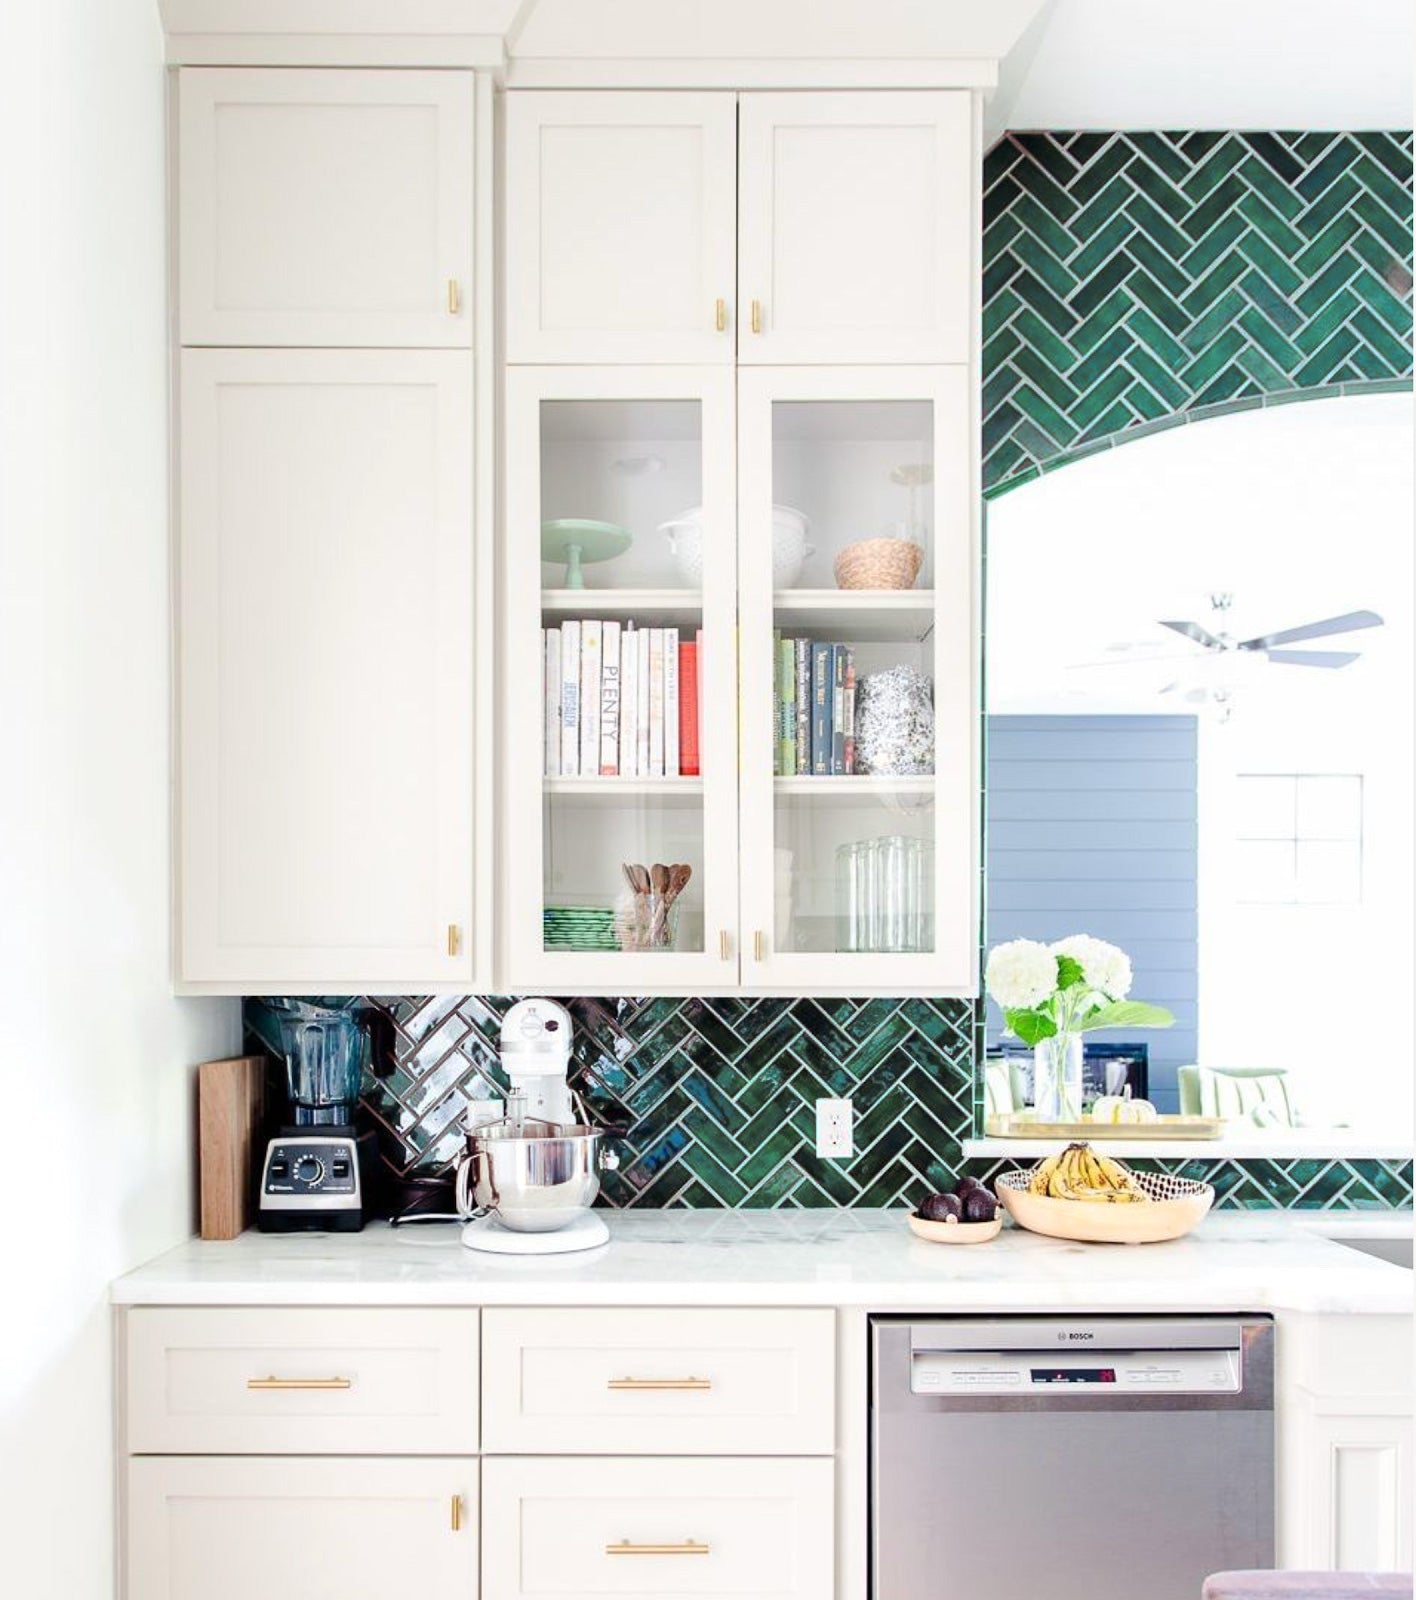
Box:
661;505;812;587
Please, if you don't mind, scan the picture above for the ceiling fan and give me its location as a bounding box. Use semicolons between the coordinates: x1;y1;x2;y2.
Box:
1155;591;1385;678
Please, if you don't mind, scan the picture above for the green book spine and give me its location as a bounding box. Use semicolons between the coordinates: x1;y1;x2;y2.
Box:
777;638;797;776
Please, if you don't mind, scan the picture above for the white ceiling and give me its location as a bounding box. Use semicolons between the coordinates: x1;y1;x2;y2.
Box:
988;0;1415;137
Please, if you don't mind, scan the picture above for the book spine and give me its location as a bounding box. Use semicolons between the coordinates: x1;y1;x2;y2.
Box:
580;620;602;777
559;619;581;777
647;628;665;777
664;626;680;778
543;627;561;777
772;627;783;776
619;621;639;779
794;640;810;773
842;647;857;775
831;645;847;775
636;628;652;776
811;642;831;776
777;637;797;776
598;619;621;775
679;639;700;776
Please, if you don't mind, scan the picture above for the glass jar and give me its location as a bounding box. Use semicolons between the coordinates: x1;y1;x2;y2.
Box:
1033;1032;1084;1123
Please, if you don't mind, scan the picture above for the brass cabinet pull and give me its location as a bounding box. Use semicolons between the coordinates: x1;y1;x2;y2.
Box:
450;1495;464;1532
447;278;462;315
715;297;727;332
606;1540;710;1557
246;1376;352;1392
750;298;763;334
447;923;463;957
607;1376;712;1392
754;929;765;962
719;929;731;961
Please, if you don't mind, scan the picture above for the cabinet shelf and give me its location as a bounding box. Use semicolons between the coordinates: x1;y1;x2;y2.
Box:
773;775;935;799
546;776;704;804
773;589;934;642
542;589;702;621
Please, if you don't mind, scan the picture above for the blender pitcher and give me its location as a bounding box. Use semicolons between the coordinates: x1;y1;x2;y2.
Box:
278;1003;365;1126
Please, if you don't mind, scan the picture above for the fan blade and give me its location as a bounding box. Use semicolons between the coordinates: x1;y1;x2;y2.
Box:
1237;609;1384;650
1159;619;1226;650
1265;649;1360;669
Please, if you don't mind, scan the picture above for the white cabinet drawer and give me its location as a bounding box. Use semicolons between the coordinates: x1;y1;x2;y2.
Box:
126;1308;479;1454
482;1457;833;1600
128;1457;477;1600
481;1308;834;1454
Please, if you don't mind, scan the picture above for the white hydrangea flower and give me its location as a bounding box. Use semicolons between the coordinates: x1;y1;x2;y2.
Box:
984;939;1058;1010
1051;934;1133;999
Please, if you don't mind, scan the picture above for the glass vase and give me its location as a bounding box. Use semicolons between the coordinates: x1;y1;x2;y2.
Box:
1033;1032;1084;1123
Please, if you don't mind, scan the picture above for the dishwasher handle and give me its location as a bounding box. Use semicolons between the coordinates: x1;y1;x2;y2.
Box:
907;1318;1248;1355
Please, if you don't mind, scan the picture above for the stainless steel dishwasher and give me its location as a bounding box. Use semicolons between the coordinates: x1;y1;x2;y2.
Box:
871;1316;1274;1600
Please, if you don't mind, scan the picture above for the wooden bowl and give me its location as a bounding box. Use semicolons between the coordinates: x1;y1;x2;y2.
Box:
907;1211;1004;1245
995;1170;1214;1244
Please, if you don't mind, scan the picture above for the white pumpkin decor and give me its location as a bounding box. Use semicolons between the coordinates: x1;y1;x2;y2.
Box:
1090;1089;1160;1126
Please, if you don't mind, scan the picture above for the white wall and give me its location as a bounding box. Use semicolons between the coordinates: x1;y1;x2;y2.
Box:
0;3;240;1596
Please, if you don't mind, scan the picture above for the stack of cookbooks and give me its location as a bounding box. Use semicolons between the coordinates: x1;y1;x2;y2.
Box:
542;621;703;778
773;633;858;776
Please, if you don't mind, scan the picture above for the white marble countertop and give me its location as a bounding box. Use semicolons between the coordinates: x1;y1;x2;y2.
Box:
962;1129;1415;1159
111;1209;1413;1315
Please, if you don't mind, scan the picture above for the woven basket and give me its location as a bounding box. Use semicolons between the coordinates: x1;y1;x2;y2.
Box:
834;537;923;590
996;1167;1214;1244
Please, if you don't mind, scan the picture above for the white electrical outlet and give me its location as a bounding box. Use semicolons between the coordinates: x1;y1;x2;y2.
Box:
815;1097;853;1158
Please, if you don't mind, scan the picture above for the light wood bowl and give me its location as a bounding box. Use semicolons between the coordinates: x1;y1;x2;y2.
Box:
995;1170;1214;1244
907;1211;1003;1245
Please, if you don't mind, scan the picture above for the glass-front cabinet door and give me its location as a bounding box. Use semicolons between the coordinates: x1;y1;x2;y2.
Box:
503;367;739;989
737;367;978;993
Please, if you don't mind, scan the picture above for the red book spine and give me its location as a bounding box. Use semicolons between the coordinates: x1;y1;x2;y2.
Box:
678;641;700;776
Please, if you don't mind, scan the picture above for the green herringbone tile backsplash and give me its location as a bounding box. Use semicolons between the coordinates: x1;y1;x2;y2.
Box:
984;131;1413;493
243;130;1413;1214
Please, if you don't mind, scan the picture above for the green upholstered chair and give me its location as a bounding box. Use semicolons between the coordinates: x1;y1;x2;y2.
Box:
1176;1066;1297;1127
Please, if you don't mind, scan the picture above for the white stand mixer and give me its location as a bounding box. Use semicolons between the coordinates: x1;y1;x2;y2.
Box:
459;1000;612;1256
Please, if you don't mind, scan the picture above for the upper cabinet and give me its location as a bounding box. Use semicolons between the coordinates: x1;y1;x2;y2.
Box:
737;92;973;365
178;69;475;347
505;89;973;367
505;92;738;365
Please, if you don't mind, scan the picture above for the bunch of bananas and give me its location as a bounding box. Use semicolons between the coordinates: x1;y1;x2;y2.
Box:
1028;1143;1150;1204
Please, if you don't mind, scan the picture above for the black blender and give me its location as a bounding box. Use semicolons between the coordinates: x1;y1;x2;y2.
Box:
257;1002;367;1232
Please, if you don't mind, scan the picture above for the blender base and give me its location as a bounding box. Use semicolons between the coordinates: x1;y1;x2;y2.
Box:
460;1212;610;1255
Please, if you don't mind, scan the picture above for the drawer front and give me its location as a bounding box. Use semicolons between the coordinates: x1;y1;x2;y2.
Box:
126;1307;479;1454
481;1308;834;1454
481;1457;833;1599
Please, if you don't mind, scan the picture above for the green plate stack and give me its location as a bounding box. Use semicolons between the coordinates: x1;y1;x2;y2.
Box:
543;906;618;951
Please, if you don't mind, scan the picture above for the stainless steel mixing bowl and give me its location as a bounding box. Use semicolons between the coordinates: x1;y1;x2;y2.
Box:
459;1124;603;1233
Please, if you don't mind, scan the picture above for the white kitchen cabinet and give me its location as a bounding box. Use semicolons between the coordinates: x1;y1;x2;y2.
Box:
1278;1313;1413;1571
480;1456;834;1600
178;347;476;988
501;361;978;995
505;91;738;365
505;89;973;369
737;91;974;364
178;68;474;347
128;1457;477;1600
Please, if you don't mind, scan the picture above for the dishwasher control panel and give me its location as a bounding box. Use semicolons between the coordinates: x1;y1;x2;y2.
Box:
911;1348;1241;1395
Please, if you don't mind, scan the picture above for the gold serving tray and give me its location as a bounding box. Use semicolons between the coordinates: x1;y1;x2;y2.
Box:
985;1112;1226;1141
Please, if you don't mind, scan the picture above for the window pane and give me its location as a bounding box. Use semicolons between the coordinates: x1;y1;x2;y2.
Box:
1295;774;1362;841
1236;775;1295;840
1236;839;1296;902
1296;840;1362;904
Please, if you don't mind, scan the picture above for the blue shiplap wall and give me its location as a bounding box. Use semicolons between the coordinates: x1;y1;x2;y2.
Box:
985;714;1199;1111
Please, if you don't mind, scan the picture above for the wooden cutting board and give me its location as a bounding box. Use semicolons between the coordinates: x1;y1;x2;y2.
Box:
198;1054;267;1239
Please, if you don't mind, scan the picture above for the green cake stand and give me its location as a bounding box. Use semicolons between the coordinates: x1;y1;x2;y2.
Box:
541;519;632;589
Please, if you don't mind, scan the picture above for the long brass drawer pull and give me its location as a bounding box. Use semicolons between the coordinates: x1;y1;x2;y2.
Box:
606;1540;710;1557
607;1376;712;1392
246;1376;353;1392
451;1495;464;1532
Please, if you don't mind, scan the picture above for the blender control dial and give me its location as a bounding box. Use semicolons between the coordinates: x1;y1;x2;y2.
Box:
294;1154;326;1187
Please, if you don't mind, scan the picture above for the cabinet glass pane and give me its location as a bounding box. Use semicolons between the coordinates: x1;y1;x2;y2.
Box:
769;399;937;955
538;399;707;956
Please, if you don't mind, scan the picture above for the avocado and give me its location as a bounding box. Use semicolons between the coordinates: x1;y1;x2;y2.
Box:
917;1191;964;1223
962;1188;997;1223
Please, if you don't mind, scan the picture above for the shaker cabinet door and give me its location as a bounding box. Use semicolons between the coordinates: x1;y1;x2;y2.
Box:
738;91;973;364
128;1457;477;1600
178;348;476;988
505;91;738;364
178;68;474;347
